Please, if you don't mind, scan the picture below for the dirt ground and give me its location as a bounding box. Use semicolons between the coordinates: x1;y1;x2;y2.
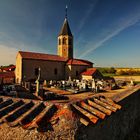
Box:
0;123;49;140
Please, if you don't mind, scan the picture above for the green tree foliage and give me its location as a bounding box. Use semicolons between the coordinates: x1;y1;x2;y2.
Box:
107;67;116;74
97;67;116;74
97;67;140;76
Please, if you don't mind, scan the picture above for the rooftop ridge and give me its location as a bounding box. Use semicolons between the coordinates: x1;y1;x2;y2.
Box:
18;51;67;62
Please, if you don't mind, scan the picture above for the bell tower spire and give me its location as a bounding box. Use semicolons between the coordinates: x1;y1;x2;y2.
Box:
57;5;73;59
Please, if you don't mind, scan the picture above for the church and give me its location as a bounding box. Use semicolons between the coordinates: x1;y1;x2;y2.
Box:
15;14;93;84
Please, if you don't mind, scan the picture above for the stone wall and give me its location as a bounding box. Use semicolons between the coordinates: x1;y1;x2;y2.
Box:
57;35;73;59
75;89;140;140
22;59;66;81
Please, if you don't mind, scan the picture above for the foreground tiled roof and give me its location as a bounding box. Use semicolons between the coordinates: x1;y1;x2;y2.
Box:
0;72;15;78
0;95;121;131
72;96;121;126
19;51;67;62
81;68;97;76
67;59;93;66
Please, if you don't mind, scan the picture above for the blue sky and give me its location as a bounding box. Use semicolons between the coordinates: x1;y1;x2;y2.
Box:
0;0;140;67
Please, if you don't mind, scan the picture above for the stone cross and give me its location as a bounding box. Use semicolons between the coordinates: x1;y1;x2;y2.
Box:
35;67;41;96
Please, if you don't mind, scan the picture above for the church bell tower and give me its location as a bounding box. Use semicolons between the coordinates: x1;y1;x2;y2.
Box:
57;7;73;59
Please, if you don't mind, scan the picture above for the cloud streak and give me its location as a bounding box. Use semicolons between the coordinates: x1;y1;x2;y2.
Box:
76;0;99;33
74;0;99;56
79;11;140;58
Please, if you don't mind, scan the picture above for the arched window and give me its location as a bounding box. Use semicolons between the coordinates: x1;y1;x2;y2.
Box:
76;71;79;76
59;39;61;45
62;37;67;45
54;68;58;75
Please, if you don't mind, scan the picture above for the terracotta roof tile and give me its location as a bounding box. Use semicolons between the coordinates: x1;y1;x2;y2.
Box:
67;59;93;66
0;96;121;130
19;51;67;62
0;72;15;78
81;68;97;76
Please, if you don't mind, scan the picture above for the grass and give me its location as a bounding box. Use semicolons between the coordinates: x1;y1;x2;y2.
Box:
102;73;117;77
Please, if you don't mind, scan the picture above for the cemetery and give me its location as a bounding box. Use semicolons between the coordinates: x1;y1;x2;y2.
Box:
0;73;139;140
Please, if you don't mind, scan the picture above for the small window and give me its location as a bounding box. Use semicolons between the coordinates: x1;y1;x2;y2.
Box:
54;68;58;75
76;71;79;76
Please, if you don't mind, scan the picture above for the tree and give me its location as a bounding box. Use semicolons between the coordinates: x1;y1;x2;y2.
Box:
107;67;116;74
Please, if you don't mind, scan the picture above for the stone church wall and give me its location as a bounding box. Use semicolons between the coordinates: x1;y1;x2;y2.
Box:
22;59;66;81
